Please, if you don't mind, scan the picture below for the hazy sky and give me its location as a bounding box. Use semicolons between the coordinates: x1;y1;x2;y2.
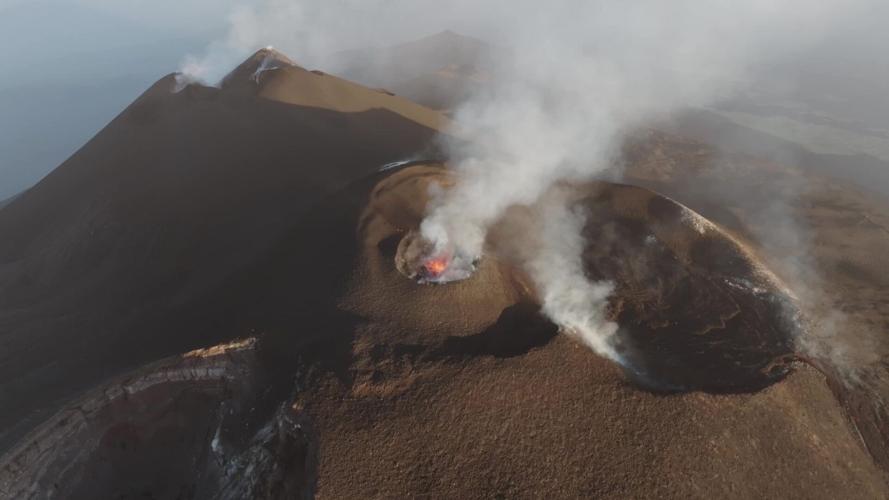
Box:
0;1;239;199
0;0;887;201
0;0;240;29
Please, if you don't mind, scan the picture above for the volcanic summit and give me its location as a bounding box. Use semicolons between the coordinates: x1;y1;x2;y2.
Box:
0;43;888;499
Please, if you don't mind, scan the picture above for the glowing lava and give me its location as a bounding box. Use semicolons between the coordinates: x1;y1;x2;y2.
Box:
395;230;478;284
424;256;449;278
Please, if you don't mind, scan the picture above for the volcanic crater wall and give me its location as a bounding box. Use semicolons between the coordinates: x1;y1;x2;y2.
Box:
0;338;317;499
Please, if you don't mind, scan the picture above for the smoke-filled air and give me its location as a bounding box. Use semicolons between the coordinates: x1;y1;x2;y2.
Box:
178;0;876;362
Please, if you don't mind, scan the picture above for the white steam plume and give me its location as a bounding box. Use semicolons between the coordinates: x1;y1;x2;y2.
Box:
416;1;859;361
180;0;873;361
527;195;619;359
418;0;854;258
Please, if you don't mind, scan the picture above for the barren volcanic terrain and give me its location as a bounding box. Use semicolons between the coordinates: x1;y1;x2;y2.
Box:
0;48;447;452
1;45;888;499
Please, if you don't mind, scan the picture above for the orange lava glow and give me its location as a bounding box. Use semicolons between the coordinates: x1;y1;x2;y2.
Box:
424;257;449;277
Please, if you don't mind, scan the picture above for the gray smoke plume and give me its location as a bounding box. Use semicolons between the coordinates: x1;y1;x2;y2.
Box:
413;1;860;361
180;0;875;362
494;189;621;359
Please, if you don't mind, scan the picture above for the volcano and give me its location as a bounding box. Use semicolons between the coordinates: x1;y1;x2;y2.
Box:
0;47;448;453
1;48;888;499
395;230;478;284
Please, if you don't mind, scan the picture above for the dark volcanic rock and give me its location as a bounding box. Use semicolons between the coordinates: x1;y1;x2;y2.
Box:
0;338;317;500
575;184;799;392
0;49;449;452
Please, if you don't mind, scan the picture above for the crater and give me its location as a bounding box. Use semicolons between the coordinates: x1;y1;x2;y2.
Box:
394;229;479;284
576;185;799;392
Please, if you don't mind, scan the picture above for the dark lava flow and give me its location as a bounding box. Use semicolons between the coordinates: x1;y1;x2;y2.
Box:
575;186;799;393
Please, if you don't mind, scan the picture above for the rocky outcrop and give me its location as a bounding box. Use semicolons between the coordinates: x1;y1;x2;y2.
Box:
0;338;317;499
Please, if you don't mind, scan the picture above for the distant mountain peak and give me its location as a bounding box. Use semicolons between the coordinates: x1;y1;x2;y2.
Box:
396;29;488;50
226;47;299;87
433;29;460;38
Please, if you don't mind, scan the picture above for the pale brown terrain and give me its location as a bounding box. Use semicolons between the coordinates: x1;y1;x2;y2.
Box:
0;39;888;499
